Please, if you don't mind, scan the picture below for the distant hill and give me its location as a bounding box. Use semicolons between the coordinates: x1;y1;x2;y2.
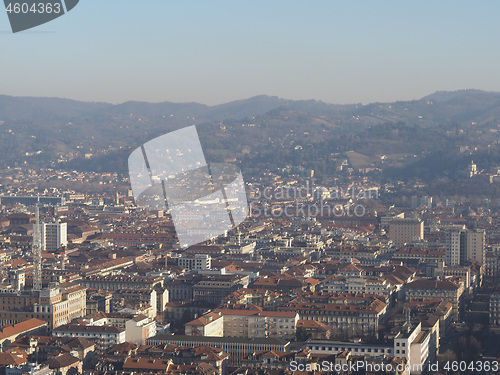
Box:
2;90;500;181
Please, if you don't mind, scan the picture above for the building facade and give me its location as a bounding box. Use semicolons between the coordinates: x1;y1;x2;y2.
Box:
389;219;424;247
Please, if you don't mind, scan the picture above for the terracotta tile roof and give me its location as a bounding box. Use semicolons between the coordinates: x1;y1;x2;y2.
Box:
190;345;229;360
106;342;138;355
407;279;459;290
0;348;28;366
297;320;329;330
44;353;80;369
0;318;47;340
123;357;171;370
186;312;223;327
53;324;124;334
60;337;95;351
214;308;297;318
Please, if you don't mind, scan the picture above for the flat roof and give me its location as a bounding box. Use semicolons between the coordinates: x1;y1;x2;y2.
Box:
307;340;391;349
148;334;289;346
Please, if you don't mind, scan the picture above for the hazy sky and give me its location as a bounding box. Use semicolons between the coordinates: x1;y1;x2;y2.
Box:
1;1;500;105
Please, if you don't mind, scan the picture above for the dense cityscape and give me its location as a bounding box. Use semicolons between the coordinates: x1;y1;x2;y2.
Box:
0;146;499;375
3;0;500;373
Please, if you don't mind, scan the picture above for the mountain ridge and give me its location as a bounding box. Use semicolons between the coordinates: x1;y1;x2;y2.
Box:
2;90;500;178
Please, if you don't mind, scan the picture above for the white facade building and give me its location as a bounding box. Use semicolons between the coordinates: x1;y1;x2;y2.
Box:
52;324;126;349
37;221;68;252
178;254;212;270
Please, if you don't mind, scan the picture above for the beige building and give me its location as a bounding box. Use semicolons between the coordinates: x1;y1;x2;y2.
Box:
279;299;386;339
442;266;471;292
86;312;157;344
185;312;224;337
53;324;125;350
445;229;485;266
185;308;299;340
215;308;298;339
112;288;157;319
0;282;86;329
80;275;163;291
60;282;87;322
405;279;464;320
319;276;392;298
466;229;485;265
0;318;48;349
389;218;424;247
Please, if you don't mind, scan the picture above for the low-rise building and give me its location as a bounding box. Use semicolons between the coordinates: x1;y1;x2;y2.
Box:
185;312;223;337
52;324;126;350
147;334;290;367
85;312;157;344
0;318;48;350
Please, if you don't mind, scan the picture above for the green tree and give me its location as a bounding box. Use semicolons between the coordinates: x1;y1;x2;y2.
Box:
295;327;311;342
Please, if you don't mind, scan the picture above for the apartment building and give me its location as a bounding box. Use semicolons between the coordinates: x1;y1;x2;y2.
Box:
79;275;163;292
185;308;298;340
0;283;87;329
147;335;290;367
193;275;249;305
405;279;464;320
178;254;211;270
37;220;68;252
278;298;387;339
445;229;485;266
319;276;392;298
489;292;500;326
60;282;87;322
86;312;157;344
389;218;424;247
112;288;157;319
307;340;393;357
185;312;223;337
393;249;445;263
221;308;298;339
52;324;126;350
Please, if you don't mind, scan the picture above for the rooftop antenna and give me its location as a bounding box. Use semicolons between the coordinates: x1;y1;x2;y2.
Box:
33;204;42;291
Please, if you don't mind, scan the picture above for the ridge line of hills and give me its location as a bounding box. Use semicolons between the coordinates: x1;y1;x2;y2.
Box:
2;89;500;182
